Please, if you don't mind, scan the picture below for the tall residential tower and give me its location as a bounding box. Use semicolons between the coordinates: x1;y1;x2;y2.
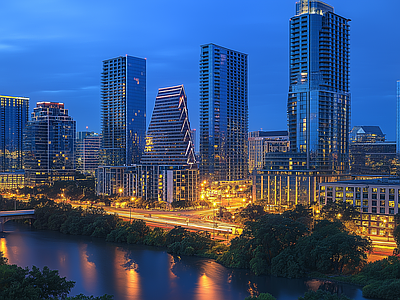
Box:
101;55;146;166
200;44;248;182
0;95;29;172
397;80;400;153
288;0;350;173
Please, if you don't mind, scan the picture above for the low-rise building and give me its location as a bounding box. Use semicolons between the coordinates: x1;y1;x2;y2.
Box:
319;178;400;236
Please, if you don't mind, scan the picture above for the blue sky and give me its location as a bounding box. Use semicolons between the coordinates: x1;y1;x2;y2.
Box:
1;0;399;141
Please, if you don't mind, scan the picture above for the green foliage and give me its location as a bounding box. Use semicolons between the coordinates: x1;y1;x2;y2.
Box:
67;294;114;300
298;290;351;300
271;220;371;277
106;220;150;244
143;227;167;246
166;228;215;257
362;279;400;300
234;204;266;224
0;264;74;299
282;204;313;229
219;214;308;275
244;293;276;300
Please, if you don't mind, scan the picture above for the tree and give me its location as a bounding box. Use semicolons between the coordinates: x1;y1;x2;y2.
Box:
234;204;266;224
244;293;276;300
219;214;308;275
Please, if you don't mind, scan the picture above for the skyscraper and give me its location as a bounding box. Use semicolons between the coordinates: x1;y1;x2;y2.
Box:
0;95;29;172
76;132;102;175
397;80;400;153
101;55;146;166
24;102;76;185
288;0;350;173
141;85;195;166
200;44;248;182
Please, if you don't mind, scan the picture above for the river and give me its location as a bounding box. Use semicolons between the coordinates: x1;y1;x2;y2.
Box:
0;222;367;300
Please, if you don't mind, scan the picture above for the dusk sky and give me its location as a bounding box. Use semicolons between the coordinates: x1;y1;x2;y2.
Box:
1;0;399;141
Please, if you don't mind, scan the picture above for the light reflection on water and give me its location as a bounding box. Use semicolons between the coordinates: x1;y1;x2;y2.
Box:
0;223;368;300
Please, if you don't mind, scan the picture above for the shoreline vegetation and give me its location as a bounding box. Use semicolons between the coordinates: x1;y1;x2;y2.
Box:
2;195;400;300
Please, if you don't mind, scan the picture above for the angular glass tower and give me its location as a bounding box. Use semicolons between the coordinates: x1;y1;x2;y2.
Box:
200;44;248;182
397;80;400;154
0;95;29;172
101;55;146;166
141;85;195;166
23;102;76;185
288;0;350;173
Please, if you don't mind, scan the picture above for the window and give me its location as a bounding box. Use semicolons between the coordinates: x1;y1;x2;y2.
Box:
372;200;377;206
389;208;395;214
380;208;385;214
372;194;377;199
372;207;377;213
380;194;386;200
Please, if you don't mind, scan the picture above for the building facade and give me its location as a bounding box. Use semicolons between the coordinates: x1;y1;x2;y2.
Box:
97;85;198;203
319;179;400;237
397;81;400;153
200;44;248;182
248;131;289;174
0;95;29;172
350;126;385;143
23;102;76;185
101;55;146;166
141;85;195;166
253;0;351;207
76;132;102;175
288;0;350;172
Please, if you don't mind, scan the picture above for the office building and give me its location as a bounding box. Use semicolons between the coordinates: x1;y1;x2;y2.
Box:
0;95;29;172
101;55;146;166
288;0;350;172
248;131;289;174
397;80;400;153
24;102;76;185
141;85;195;166
76;132;102;175
200;43;248;182
350;142;397;175
350;126;385;143
319;178;400;236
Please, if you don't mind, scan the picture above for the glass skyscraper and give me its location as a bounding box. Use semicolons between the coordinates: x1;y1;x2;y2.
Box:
200;44;248;182
101;55;146;166
397;80;400;153
0;95;29;172
76;131;102;175
24;102;76;185
141;85;195;166
288;0;350;173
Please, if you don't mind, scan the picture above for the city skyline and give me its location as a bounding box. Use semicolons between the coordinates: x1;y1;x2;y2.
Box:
1;0;399;141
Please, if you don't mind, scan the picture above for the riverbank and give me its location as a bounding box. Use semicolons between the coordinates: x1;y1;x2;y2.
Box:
1;222;367;300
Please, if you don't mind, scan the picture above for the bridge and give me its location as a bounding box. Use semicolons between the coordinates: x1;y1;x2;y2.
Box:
0;210;36;232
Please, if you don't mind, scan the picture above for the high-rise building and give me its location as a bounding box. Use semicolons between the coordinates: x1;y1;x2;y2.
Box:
24;102;76;185
350;126;386;143
0;95;29;172
200;43;248;182
76;132;102;175
397;80;400;153
253;0;351;207
97;85;199;204
141;85;195;166
101;55;146;166
288;0;350;173
248;131;289;174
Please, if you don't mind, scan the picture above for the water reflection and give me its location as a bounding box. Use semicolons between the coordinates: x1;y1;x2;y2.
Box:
114;247;141;299
78;244;97;293
0;223;368;300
